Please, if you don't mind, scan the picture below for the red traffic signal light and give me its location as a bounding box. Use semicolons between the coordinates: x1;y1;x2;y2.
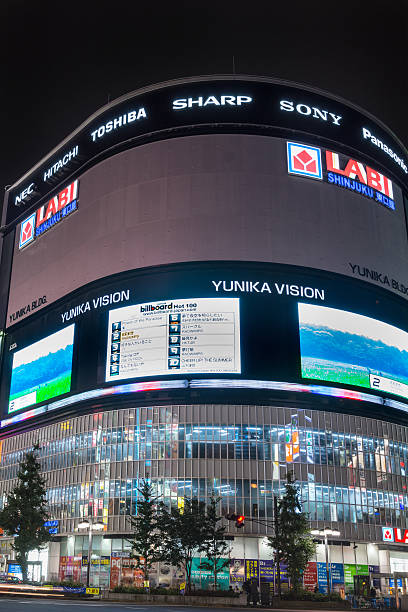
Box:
235;515;245;528
225;513;245;527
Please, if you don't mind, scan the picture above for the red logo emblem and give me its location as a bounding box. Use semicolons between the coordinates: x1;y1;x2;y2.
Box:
22;221;33;242
293;149;317;173
287;142;322;179
19;213;36;249
382;527;394;542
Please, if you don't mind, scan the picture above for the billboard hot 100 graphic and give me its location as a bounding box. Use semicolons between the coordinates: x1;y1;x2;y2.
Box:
106;297;241;381
287;142;395;210
19;180;79;249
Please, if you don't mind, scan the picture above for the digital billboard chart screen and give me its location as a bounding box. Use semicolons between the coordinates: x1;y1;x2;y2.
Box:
298;303;408;401
8;325;75;413
106;298;240;382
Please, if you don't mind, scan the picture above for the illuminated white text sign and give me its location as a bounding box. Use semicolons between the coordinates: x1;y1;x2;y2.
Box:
172;95;252;110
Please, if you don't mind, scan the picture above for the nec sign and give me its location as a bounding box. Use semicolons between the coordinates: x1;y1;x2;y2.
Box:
382;527;408;544
287;142;395;210
19;180;78;249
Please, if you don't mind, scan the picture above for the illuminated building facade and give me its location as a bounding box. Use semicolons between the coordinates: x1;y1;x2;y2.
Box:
0;76;407;590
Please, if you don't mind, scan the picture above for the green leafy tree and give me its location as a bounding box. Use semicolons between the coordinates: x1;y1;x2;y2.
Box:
127;479;164;586
0;443;50;582
198;493;230;590
157;497;208;594
268;472;315;594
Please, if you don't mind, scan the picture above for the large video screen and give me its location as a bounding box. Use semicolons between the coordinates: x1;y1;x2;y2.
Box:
8;325;75;413
106;298;240;382
298;303;408;400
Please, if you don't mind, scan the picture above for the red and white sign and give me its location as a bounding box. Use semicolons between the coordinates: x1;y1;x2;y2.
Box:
18;213;36;249
382;527;394;542
303;561;318;591
19;180;79;250
382;527;408;543
287;141;395;210
326;151;394;199
287;142;322;179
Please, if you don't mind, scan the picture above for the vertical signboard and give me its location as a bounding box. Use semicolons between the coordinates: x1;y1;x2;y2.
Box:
303;561;318;591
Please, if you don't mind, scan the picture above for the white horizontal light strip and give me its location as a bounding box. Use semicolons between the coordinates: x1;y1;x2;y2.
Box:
2;378;408;429
0;380;188;428
189;378;384;403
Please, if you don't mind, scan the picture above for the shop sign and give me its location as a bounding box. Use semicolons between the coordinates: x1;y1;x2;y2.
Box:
287;142;395;210
191;557;229;589
245;559;259;580
230;558;245;583
303;561;317;591
19;180;79;249
382;526;408;543
259;560;275;582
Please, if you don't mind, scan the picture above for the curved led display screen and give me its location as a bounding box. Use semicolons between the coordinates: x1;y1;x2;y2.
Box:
106;298;241;381
298;304;408;401
8;324;75;413
2;261;408;424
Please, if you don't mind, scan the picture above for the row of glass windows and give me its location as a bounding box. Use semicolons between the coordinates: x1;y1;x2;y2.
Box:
37;478;408;528
0;425;406;480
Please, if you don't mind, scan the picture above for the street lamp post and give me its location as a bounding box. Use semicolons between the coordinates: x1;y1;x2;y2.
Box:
311;529;340;595
77;518;104;587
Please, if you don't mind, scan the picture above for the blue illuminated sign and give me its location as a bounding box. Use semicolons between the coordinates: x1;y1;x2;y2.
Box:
327;173;395;210
36;200;77;237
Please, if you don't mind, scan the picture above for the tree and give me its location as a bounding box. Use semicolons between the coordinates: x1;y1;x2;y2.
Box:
267;472;315;594
198;493;230;590
127;479;164;587
0;443;50;582
157;497;208;594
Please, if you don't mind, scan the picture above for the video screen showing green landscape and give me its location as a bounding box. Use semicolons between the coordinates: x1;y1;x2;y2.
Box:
8;325;75;414
298;303;408;399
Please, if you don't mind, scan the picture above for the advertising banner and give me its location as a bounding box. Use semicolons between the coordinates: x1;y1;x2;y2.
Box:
303;561;318;591
317;562;329;593
191;558;229;590
259;560;275;583
230;559;245;584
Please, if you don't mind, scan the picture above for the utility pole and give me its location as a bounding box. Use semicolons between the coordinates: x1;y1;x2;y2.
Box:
274;497;281;598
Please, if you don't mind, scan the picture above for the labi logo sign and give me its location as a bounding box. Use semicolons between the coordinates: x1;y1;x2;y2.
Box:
382;526;408;544
19;180;79;249
287;142;395;210
287;142;323;180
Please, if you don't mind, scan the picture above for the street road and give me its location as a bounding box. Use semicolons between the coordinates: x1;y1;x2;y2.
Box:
0;600;347;612
0;601;249;612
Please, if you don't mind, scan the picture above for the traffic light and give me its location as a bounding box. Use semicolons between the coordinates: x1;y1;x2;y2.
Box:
225;513;245;528
235;515;245;528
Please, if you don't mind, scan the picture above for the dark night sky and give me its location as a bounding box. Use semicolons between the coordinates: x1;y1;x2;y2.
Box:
2;0;407;195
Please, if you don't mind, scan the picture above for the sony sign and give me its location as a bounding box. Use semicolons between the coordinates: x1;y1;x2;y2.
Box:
280;100;342;126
